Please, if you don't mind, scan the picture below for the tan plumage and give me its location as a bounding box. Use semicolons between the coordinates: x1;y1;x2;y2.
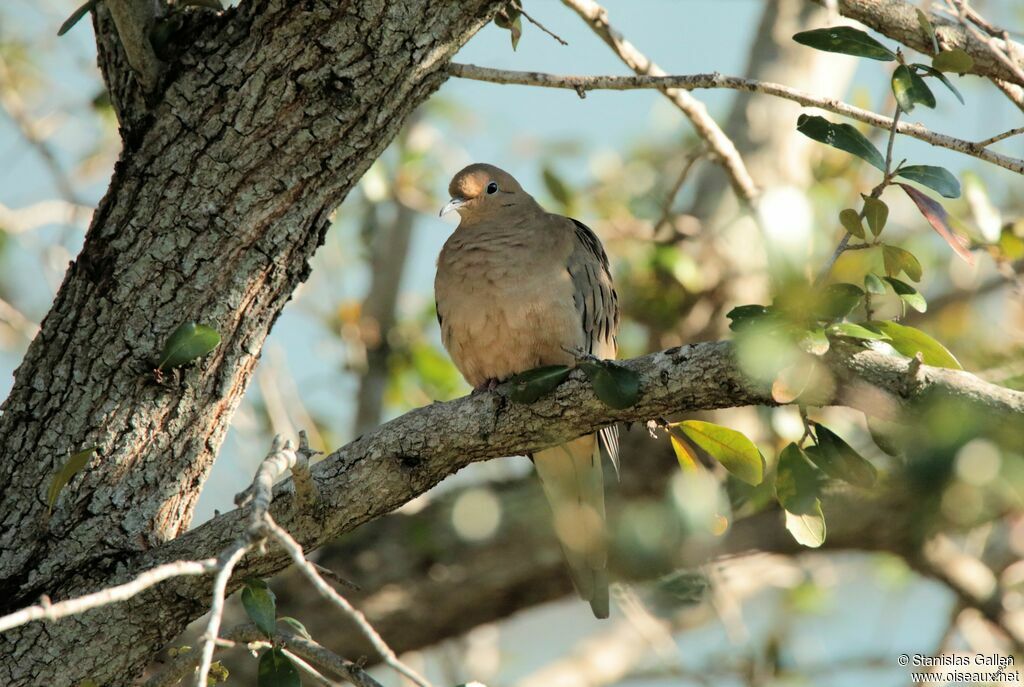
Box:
435;163;619;618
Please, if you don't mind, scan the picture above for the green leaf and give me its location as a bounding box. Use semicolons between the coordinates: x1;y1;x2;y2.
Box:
792;27;895;61
862;196;889;237
891;64;936;113
839;208;865;239
864;273;887;295
868;320;962;370
58;0;98;36
677;420;764;485
579;360;641;410
897;183;974;264
278;617;312;640
241;579;277;638
883;276;927;313
726;304;775;331
258;647;300;687
670;435;700;472
542;166;572;208
896;165;961;199
915;8;939;53
881;245;923;282
867;416;905;457
932;48;974;73
799;328;830;355
828;321;890;341
157;322;221;371
808;424;877;487
913;63;965;104
47;446;99;512
506;365;572;403
776;443;826;547
814;283;864;321
797;115;886;171
785;508;827;548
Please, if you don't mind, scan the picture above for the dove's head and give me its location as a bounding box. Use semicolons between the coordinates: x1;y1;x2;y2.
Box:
440;163;533;221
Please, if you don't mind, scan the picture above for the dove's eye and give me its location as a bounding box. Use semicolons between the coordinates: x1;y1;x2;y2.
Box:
486;182;498;194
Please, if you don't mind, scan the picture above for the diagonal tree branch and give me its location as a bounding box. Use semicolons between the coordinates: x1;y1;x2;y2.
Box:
447;63;1024;175
561;0;759;205
816;0;1024;87
8;340;1016;683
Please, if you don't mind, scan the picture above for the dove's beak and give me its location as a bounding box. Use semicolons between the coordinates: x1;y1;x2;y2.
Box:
440;198;465;217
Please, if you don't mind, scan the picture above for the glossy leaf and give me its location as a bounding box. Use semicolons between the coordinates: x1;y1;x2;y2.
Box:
241;579;277;638
258;647;300;687
914;63;965;104
579;360;641;410
882;245;923;282
862;196;889;237
814;283;864;321
797;115;886;171
869;320;962;369
47;446;99;512
883;276;927;312
915;8;939;52
58;0;98;36
776;443;826;547
809;424;877;487
932;48;974;73
670;435;700;472
792;27;895;61
278;617;312;640
867;416;905;457
897;183;974;264
677;420;764;485
507;365;571;403
157;322;221;371
897;165;961;199
726;304;775;331
799;328;830;355
892;65;935;113
828;322;889;341
864;273;887;295
839;208;865;239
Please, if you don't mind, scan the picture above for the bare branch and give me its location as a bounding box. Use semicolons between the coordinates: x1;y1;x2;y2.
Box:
447;63;1024;176
263;517;434;687
0;559;217;633
561;0;759;205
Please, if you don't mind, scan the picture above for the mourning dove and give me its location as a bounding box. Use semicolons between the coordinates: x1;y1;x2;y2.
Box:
436;163;619;618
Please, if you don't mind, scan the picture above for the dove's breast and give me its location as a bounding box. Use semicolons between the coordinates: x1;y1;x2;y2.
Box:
435;226;583;388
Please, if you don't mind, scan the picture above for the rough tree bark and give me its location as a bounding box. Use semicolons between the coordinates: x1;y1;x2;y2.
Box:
0;1;500;684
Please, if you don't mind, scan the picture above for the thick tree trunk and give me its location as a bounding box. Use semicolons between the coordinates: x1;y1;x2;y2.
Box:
0;1;499;684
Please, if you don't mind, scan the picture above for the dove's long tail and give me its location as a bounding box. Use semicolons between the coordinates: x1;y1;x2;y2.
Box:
534;434;609;619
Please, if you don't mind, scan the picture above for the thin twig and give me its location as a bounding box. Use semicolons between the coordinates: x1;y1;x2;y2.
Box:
519;7;568;46
446;63;1024;176
0;559;217;633
263;516;435;687
977;126;1024;148
815;104;902;284
194;544;249;687
561;0;759;205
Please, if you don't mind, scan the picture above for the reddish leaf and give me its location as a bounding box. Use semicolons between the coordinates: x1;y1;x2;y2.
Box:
897;183;973;264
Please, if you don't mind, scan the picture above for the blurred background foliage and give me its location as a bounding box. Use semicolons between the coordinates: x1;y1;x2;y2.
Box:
2;1;1024;686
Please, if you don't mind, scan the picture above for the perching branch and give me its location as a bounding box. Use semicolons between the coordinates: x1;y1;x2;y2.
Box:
446;63;1024;176
5;340;1022;685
